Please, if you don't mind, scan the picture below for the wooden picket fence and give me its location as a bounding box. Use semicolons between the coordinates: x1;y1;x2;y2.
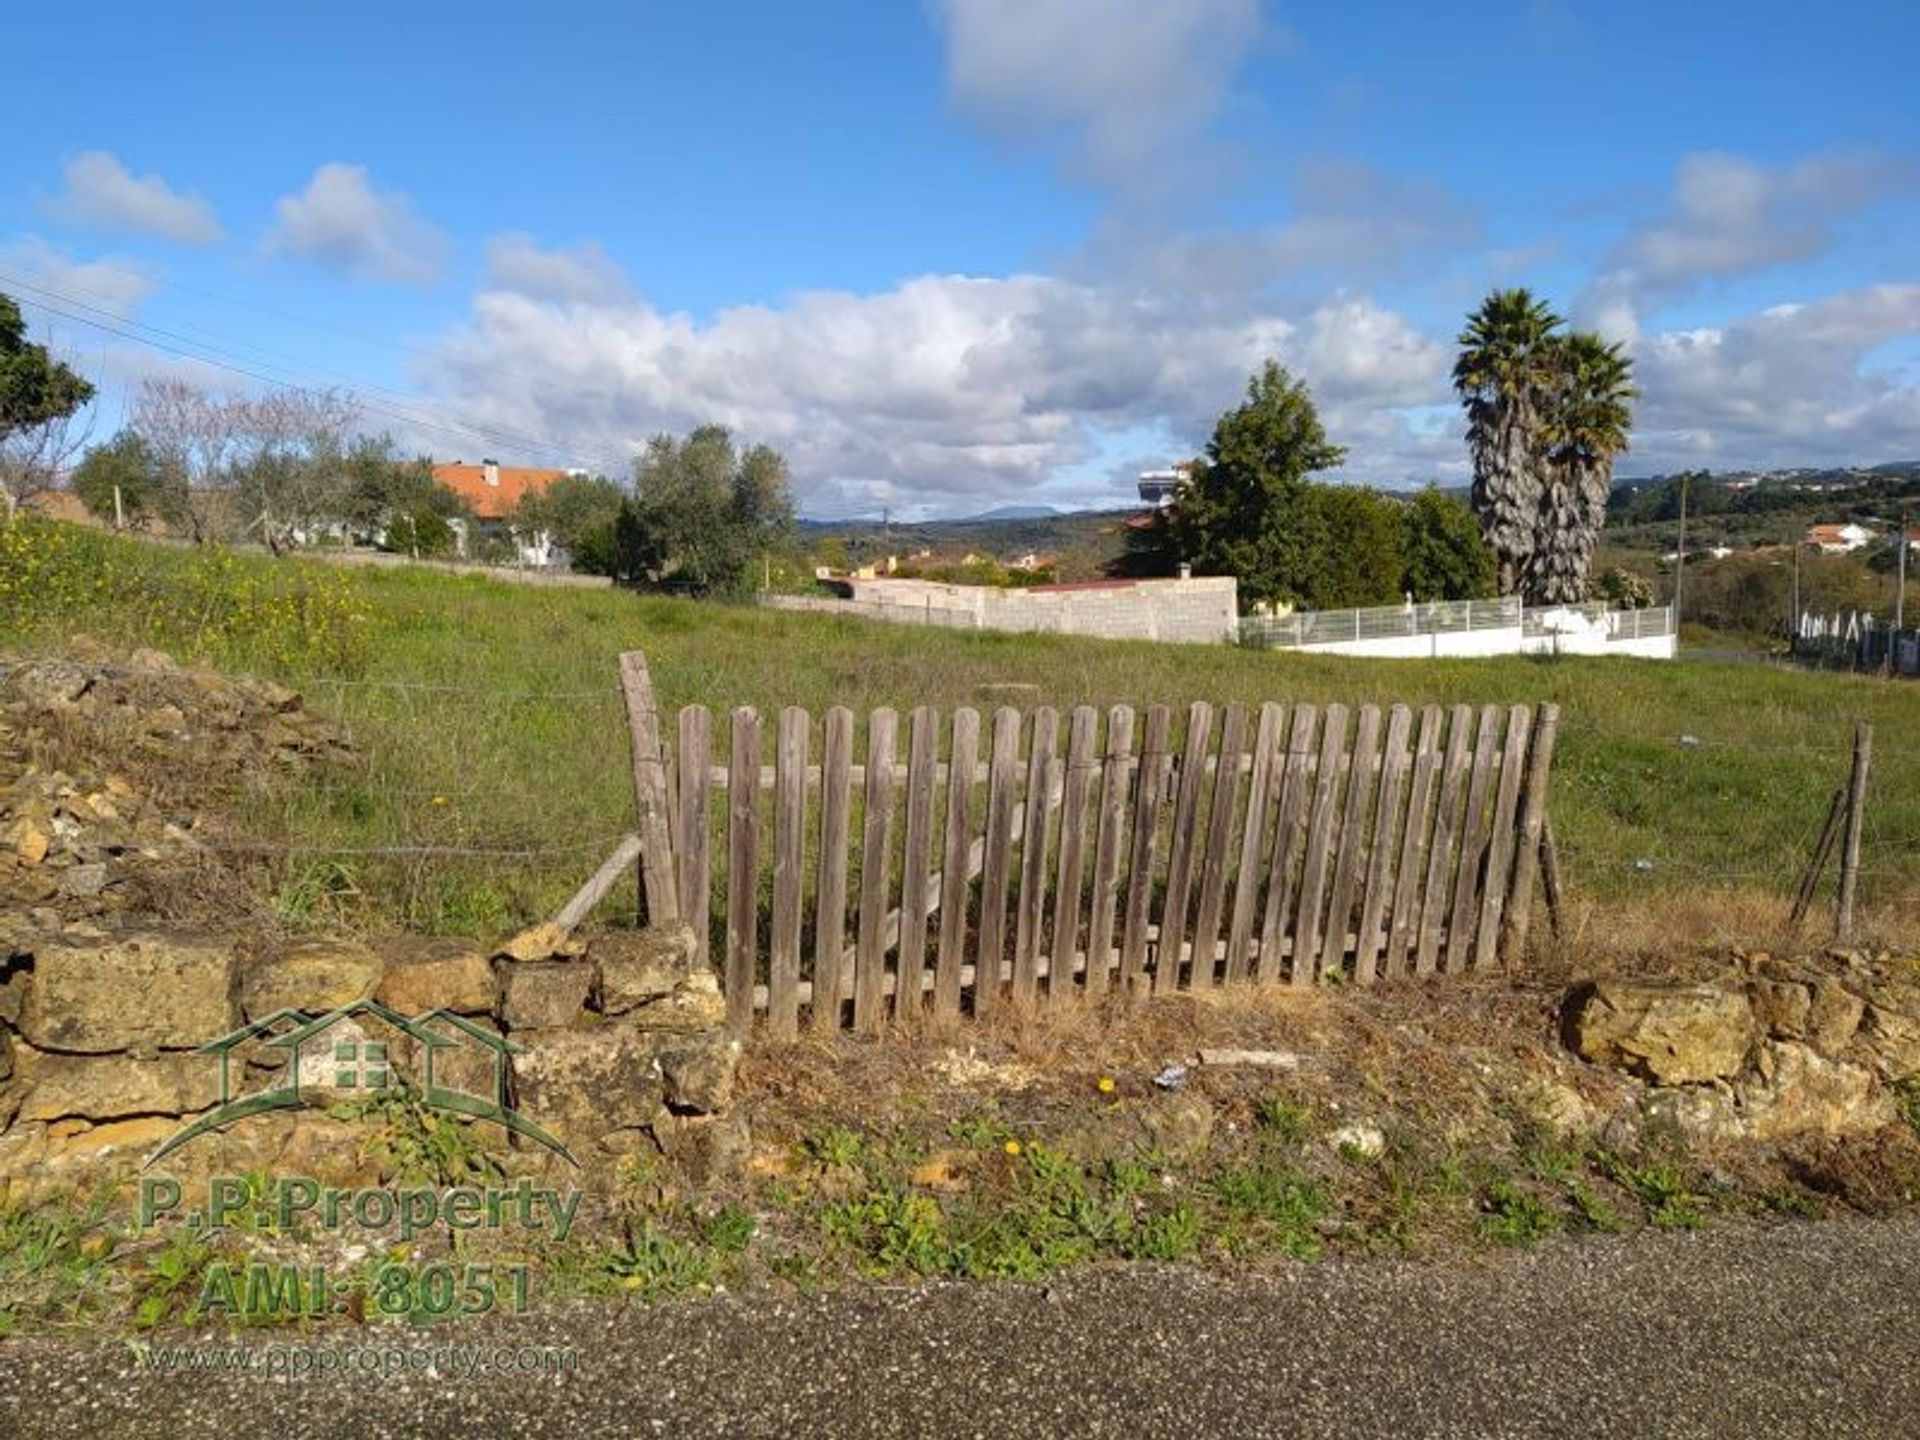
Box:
609;655;1560;1036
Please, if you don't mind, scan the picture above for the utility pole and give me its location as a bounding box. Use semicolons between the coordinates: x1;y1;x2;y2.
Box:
111;482;124;531
1897;504;1909;634
1672;472;1690;632
1790;538;1802;650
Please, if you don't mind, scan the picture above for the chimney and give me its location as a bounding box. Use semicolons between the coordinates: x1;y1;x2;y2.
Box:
483;459;500;487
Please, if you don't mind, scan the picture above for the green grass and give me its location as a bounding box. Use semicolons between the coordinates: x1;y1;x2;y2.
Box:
5;522;1916;936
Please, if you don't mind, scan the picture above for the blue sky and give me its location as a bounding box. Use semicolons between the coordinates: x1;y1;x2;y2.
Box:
6;0;1918;516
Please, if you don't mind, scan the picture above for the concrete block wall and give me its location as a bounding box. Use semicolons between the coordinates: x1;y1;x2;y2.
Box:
762;576;1239;645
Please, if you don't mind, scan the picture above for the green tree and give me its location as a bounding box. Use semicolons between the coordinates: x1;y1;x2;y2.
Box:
1534;332;1637;603
71;430;160;527
1169;362;1347;611
1;293;96;520
1592;566;1655;609
1313;486;1407;608
1454;289;1636;604
1402;486;1497;601
336;437;466;546
384;506;457;558
621;425;795;595
512;472;627;573
1453;289;1562;596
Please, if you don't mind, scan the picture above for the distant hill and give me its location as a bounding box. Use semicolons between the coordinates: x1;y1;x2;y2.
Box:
1604;462;1920;553
965;504;1059;521
801;508;1137;581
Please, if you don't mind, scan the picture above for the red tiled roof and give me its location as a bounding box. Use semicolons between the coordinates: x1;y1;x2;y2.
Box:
432;464;566;521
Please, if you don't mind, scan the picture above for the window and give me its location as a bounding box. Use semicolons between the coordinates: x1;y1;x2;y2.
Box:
332;1039;390;1090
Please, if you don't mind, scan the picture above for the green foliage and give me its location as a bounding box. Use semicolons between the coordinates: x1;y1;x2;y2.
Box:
1594;1148;1709;1229
597;1218;719;1299
327;1078;504;1187
617;426;795;596
890;555;1057;587
1210;1164;1328;1258
1122;1205;1202;1263
1314;485;1408;608
383;506;456;559
0;1191;123;1332
1478;1178;1561;1247
1892;1079;1920;1136
1591;565;1655;609
514;473;627;574
0;293;94;442
1253;1094;1314;1145
0;519;370;673
804;1125;867;1169
71;430;160;525
701;1205;757;1255
1455;288;1636;603
339;438;468;544
135;1229;215;1329
1160;366;1495;611
1403;486;1498;601
1169;361;1347;610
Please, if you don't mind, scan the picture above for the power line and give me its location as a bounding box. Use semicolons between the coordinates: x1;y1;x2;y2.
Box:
3;264;832;504
0;271;642;478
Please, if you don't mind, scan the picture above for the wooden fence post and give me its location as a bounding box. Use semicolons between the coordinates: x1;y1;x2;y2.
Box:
1500;702;1559;965
1835;721;1872;943
767;706;808;1040
1789;787;1846;930
854;709;899;1031
724;708;760;1032
617;651;680;927
810;707;855;1032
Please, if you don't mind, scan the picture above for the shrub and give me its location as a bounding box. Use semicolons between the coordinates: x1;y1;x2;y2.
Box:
0;519;370;675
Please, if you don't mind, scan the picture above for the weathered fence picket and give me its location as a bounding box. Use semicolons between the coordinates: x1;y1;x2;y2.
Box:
612;654;1561;1033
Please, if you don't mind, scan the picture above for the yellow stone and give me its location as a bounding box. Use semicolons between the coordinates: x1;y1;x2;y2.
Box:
14;825;49;866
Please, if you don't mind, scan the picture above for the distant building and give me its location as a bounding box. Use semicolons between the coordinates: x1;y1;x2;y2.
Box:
431;459;568;566
1137;462;1194;507
1804;522;1876;554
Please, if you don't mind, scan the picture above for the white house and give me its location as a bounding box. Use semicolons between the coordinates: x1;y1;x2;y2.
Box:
1805;522;1876;553
432;460;566;566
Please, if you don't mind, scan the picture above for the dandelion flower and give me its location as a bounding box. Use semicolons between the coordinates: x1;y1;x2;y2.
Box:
1003;1139;1022;1156
1096;1076;1116;1094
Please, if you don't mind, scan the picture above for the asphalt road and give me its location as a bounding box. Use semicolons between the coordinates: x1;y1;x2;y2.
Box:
4;1216;1918;1438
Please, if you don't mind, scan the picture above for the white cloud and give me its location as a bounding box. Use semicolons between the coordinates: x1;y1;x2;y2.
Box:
1630;284;1920;471
1579;150;1916;336
484;234;630;304
937;0;1266;202
418;272;1454;514
44;151;223;246
0;235;155;320
1092;161;1480;302
266;163;448;284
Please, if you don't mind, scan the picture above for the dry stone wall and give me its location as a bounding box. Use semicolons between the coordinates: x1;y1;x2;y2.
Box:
0;922;741;1200
1563;950;1919;1144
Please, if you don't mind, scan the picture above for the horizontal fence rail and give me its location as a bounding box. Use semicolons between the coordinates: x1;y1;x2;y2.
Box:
1241;599;1674;652
617;658;1561;1035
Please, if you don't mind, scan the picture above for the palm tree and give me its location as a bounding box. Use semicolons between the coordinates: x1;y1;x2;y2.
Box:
1453;289;1562;596
1532;333;1636;604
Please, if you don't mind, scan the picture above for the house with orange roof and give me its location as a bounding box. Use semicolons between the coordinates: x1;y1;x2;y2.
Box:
431;459;569;565
1804;522;1875;553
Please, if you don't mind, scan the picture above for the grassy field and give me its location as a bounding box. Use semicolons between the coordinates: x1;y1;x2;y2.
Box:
4;522;1916;940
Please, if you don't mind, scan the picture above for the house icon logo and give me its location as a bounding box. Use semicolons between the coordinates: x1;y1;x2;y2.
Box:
146;998;577;1168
